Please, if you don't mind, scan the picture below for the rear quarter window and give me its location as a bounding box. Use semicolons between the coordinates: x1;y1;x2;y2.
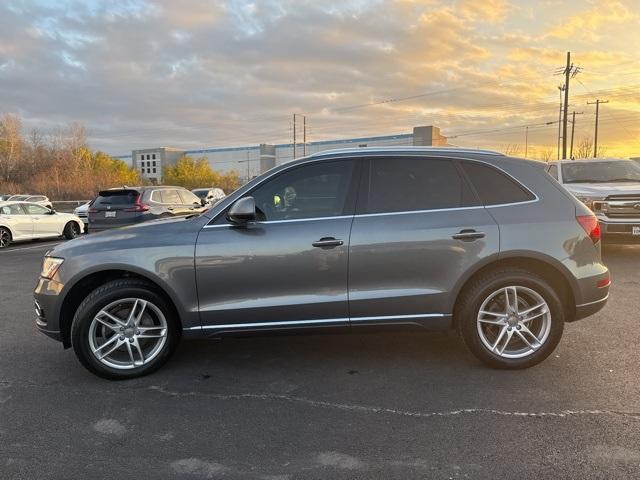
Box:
461;161;535;206
94;191;139;206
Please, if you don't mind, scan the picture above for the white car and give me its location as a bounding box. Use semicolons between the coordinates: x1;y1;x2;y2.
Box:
73;201;91;230
192;187;226;206
0;201;84;249
7;195;53;209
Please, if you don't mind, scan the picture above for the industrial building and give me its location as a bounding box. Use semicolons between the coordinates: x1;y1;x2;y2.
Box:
116;125;449;183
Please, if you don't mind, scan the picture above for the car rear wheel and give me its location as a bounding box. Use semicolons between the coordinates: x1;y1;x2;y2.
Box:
0;227;11;249
71;279;180;380
63;221;80;239
456;268;564;369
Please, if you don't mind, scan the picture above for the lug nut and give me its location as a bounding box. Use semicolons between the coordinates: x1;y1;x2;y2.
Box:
516;325;522;330
135;331;140;335
129;338;134;343
119;335;125;341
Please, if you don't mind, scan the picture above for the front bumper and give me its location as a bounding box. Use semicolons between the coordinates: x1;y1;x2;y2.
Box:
597;218;640;243
34;277;65;343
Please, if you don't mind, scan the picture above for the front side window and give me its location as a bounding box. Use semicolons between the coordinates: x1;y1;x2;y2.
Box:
162;190;182;204
249;160;355;221
461;161;535;206
365;157;478;214
25;204;49;215
178;190;201;205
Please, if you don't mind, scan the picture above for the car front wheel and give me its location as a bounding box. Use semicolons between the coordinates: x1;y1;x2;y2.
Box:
456;268;564;369
63;221;81;239
71;279;180;379
0;227;11;249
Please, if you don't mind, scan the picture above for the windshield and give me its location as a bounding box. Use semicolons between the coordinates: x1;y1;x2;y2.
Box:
561;161;640;183
192;190;209;199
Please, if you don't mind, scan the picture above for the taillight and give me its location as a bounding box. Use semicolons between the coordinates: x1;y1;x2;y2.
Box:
123;196;149;212
88;208;98;214
597;275;611;288
576;214;601;243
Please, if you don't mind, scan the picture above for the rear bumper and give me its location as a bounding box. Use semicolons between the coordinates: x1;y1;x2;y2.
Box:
574;293;609;321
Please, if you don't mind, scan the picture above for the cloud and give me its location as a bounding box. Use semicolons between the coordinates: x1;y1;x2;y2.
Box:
545;0;637;41
0;0;637;158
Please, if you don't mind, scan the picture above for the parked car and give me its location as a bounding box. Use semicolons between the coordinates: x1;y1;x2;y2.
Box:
192;187;226;206
546;159;640;242
88;186;207;232
0;201;83;249
73;201;91;231
0;194;12;201
35;147;609;379
7;195;53;209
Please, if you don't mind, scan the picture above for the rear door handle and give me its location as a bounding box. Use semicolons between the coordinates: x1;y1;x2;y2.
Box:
312;237;344;248
452;229;485;241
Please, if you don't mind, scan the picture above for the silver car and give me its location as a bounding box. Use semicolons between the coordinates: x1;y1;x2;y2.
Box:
34;147;610;379
546;159;640;242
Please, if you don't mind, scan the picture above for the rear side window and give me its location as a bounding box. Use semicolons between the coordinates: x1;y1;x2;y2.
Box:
365;157;478;214
461;161;535;206
1;204;24;215
94;191;139;207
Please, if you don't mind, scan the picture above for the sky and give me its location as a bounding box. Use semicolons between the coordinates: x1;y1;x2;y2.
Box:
1;0;639;159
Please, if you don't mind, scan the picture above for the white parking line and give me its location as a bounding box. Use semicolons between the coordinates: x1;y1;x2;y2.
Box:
0;241;62;254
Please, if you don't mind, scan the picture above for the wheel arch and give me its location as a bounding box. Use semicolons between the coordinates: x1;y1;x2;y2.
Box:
58;268;183;348
451;252;577;326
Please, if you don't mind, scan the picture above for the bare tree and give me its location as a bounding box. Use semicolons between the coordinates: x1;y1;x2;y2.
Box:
574;138;594;159
502;144;521;156
0;114;24;181
538;148;554;162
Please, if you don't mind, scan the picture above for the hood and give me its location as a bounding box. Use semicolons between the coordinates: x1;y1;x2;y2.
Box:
562;182;640;198
48;214;205;258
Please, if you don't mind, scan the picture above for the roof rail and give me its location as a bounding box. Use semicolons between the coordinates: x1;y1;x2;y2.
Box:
310;146;504;157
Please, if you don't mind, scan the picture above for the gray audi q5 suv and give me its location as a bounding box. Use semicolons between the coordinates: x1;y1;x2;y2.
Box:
34;147;610;379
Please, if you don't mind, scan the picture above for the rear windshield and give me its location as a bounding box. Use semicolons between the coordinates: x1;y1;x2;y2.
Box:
94;190;140;206
561;161;640;183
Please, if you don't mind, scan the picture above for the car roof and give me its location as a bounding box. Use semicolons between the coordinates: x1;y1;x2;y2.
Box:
550;158;632;164
310;146;505;158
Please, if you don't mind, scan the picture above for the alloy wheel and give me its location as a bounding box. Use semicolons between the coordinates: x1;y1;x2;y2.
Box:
0;229;10;248
88;298;168;370
476;286;552;359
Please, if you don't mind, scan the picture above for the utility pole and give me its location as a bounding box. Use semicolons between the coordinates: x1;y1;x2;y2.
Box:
555;52;580;159
303;116;306;156
562;52;570;159
569;111;584;159
557;85;565;160
587;99;609;157
293;113;297;160
524;125;528;159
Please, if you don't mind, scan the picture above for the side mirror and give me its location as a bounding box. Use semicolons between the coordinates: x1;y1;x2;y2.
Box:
48;208;56;215
227;197;256;224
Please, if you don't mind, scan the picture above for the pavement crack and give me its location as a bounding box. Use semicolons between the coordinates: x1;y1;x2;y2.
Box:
148;386;640;421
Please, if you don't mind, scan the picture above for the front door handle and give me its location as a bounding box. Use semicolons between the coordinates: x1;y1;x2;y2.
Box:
452;229;485;241
312;237;344;248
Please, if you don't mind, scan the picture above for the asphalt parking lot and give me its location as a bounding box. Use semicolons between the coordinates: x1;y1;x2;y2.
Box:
1;240;639;479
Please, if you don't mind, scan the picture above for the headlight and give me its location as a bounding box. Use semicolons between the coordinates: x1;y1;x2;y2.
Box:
576;196;594;209
41;257;64;279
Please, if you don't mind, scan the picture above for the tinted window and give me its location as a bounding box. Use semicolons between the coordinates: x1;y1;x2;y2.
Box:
192;190;209;199
178;190;201;205
94;191;139;207
25;204;49;215
1;204;24;215
250;160;354;221
365;157;477;214
162;190;182;204
461;161;535;205
547;164;558;180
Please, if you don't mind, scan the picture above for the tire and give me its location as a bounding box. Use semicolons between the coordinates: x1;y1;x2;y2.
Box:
0;227;11;249
71;279;180;380
455;268;564;369
63;221;81;240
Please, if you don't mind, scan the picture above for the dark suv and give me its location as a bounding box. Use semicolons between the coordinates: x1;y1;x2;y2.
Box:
35;147;609;379
88;186;206;232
